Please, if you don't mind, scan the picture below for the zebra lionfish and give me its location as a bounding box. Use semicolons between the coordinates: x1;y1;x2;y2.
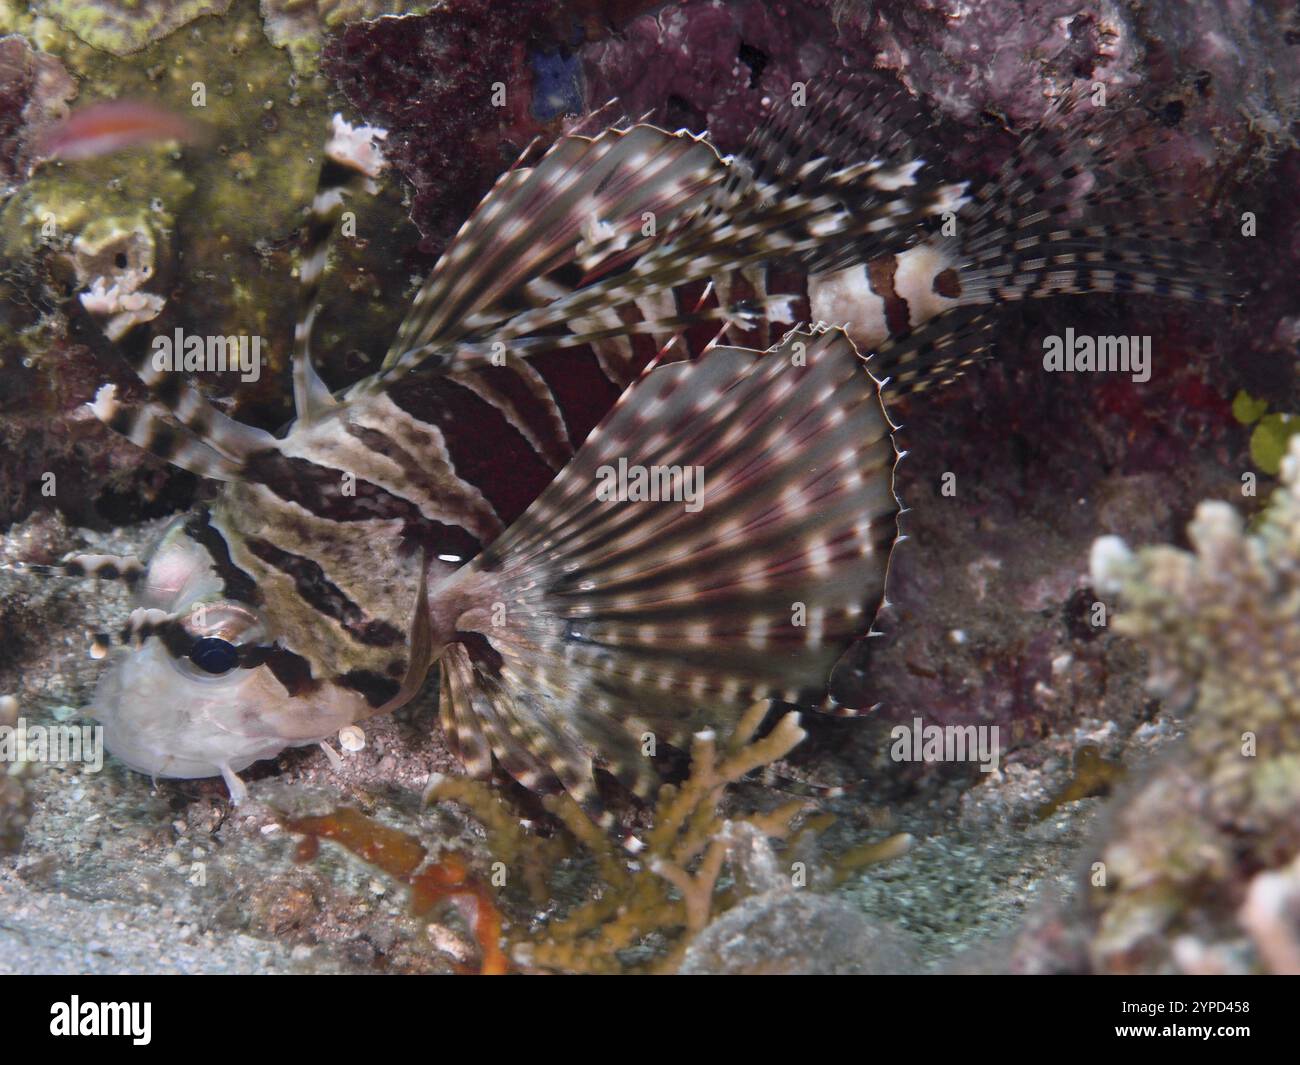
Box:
34;86;1228;828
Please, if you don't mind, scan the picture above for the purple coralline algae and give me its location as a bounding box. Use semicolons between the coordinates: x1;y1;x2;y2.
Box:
323;4;573;257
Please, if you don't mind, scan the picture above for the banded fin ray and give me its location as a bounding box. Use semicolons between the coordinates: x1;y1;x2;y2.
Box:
377;124;724;369
361;87;966;390
3;552;145;586
865;306;1000;397
83;325;276;474
438;643;495;780
435;328;899;822
88;383;247;481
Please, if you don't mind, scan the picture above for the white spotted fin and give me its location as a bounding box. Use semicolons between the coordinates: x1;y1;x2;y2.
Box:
432;327;899;828
809;89;1240;395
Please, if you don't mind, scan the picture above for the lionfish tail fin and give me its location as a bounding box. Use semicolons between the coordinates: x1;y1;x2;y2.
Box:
436;327;898;823
948;91;1239;306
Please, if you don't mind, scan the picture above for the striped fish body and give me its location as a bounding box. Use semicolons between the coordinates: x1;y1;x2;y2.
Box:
209;364;588;714
86;395;513;794
74;87;1230;819
91;323;899;811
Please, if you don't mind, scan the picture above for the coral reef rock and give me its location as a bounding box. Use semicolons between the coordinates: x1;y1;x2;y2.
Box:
679;889;918;975
1088;435;1300;973
0;34;76;196
33;0;235;57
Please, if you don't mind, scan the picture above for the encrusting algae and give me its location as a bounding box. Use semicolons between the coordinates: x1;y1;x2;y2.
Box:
28;1;233;58
1088;435;1300;973
1;0;413;413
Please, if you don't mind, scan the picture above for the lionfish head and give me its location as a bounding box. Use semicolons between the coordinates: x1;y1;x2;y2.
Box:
88;515;374;794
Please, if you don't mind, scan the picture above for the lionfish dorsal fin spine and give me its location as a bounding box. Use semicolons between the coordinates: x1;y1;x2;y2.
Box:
362;88;966;393
290;116;389;425
84;114;394;475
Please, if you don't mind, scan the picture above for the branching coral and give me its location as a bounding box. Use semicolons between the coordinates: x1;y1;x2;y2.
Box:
644;707;810;931
431;705;816;973
419;703;912;973
1087;436;1300;972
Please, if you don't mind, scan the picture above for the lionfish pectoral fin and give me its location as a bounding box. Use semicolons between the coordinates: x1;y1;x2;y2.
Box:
949;88;1238;305
436;327;900;828
219;763;248;805
440;638;615;824
437;644;496;781
455;86;967;354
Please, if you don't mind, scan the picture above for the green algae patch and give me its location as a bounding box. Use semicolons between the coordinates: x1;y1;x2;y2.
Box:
1228;391;1300;476
31;0;234;57
1249;412;1300;475
3;0;422;420
1231;388;1268;426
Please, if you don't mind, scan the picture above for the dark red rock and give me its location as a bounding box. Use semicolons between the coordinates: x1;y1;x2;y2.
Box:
322;3;572;258
0;35;76;196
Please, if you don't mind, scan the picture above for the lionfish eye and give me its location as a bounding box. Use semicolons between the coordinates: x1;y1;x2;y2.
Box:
189;636;240;675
